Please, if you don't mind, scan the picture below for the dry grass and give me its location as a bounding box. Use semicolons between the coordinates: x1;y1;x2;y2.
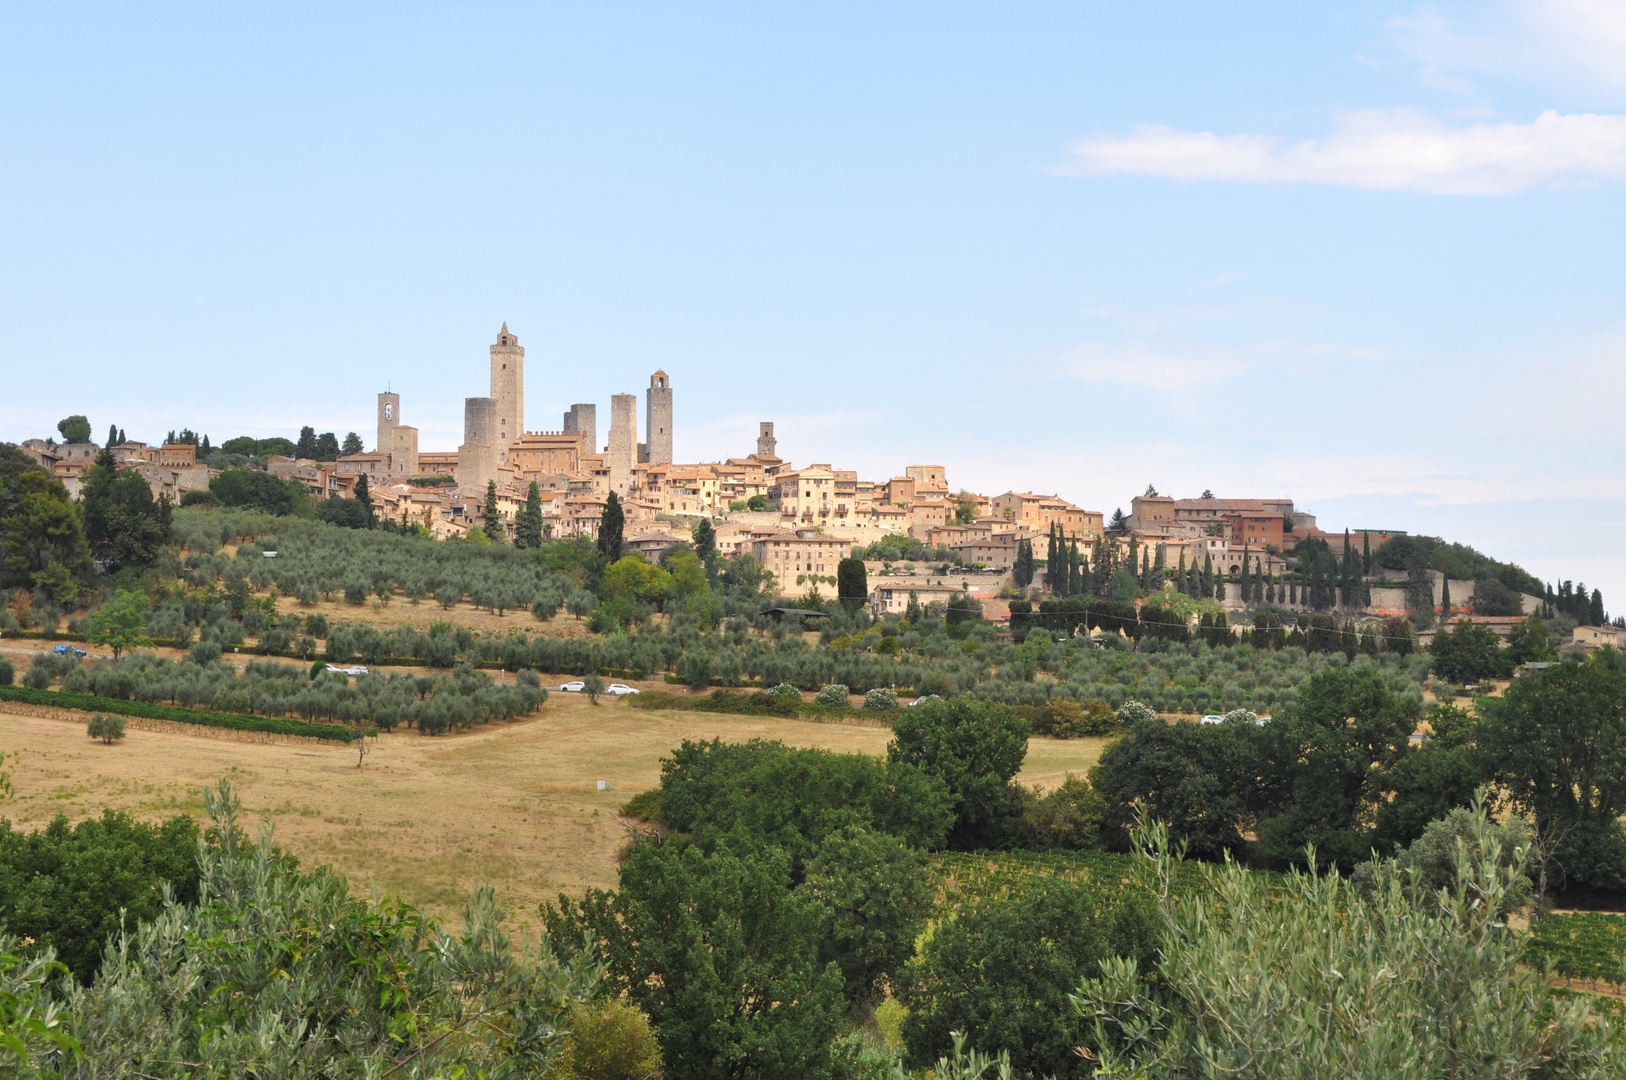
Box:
269;593;594;638
0;696;1104;930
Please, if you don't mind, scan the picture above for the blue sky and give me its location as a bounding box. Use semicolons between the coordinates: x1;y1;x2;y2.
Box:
2;2;1623;605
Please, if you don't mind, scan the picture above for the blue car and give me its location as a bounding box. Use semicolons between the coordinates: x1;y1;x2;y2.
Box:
55;644;87;658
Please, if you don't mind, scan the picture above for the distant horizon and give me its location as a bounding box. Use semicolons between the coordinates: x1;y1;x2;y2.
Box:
4;2;1623;605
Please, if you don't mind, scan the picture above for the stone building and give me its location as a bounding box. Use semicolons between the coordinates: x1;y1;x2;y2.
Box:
489;324;524;458
757;422;777;457
645;370;673;465
607;393;638;497
374;392;419;477
458;397;496;491
563;404;598;453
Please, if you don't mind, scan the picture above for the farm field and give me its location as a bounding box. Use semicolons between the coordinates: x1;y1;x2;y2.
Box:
0;694;1107;928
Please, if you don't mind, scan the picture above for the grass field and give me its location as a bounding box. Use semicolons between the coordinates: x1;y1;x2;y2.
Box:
0;695;1109;929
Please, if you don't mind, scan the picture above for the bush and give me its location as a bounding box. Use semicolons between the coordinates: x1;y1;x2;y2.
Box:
1116;699;1156;725
0;808;200;984
766;682;801;703
557;998;662;1080
864;687;900;711
898;876;1156;1077
0;655;11;686
22;660;52;689
815;684;850;707
87;712;126;744
620;788;661;823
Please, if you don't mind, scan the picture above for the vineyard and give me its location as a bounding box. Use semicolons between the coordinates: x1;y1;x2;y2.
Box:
1528;913;1626;990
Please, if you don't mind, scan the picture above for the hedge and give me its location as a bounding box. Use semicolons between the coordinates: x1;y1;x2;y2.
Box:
0;685;362;743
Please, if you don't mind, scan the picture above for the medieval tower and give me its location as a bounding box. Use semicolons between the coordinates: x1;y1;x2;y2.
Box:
645;370;673;466
489;324;524;462
607;393;638;497
375;392;418;476
458;397;496;491
757;422;777;457
563;403;598;453
377;392;399;458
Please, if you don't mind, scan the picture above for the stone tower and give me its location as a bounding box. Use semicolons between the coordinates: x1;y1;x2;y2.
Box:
645;370;673;466
377;392;400;457
489;324;524;463
607;393;638;497
458;396;496;492
757;422;777;457
563;403;598;453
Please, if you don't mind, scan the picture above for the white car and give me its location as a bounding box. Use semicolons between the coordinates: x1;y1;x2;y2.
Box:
604;684;640;695
558;681;586;692
327;664;369;676
1199;714;1225;725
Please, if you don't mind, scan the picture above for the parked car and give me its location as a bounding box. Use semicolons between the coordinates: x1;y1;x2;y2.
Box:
326;664;369;676
558;681;586;692
54;644;87;658
1199;714;1225;725
604;684;640;695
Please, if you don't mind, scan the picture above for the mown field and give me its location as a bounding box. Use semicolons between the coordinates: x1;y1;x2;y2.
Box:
0;694;1108;927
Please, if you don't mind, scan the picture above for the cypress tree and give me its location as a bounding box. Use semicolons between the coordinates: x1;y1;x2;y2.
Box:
598;491;624;561
482;480;506;543
1046;524;1059;594
1202;551;1213;598
515;482;543;548
354;472;375;529
1362;530;1372;575
1440;576;1451;618
106;423;118;447
1070;539;1084;596
1176;549;1187;596
1238;548;1250;607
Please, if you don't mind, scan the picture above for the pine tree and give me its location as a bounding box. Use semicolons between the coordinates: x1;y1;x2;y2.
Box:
482;480;506;543
341;432;365;457
353;472;375;529
515;482;543;548
296;426;319;459
598;491;625;562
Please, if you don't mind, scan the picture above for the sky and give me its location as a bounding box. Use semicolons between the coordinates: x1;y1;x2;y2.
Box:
2;2;1623;606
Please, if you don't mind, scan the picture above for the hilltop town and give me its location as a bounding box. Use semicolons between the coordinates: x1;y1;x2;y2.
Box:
12;324;1616;652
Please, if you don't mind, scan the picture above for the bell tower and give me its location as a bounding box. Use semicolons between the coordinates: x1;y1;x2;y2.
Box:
489;323;524;461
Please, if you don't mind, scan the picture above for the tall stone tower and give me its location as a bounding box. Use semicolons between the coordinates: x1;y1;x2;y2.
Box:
563;404;598;454
757;422;777;457
458;397;496;492
489;324;524;462
607;393;638;497
645;371;673;466
377;392;400;457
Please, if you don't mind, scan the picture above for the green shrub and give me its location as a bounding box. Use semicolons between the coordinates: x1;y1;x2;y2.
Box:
87;712;126;744
766;682;801;703
22;661;52;689
557;998;662;1080
0;655;12;686
620;788;661;823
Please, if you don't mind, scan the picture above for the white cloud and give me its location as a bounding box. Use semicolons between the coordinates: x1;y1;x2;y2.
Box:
1058;108;1626;195
1386;1;1626;100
